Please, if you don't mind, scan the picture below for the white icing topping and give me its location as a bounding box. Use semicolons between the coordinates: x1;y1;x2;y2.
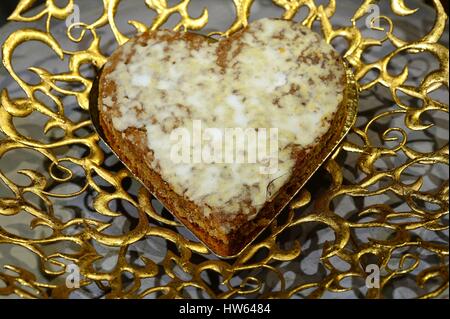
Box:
102;18;345;225
132;74;151;87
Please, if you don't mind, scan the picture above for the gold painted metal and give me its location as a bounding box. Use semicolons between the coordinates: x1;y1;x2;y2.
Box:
0;0;448;298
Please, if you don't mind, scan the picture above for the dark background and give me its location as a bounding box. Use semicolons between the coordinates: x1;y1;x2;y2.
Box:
0;0;45;25
0;0;448;27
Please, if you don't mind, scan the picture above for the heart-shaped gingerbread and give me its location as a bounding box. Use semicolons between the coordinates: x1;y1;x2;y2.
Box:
98;18;349;256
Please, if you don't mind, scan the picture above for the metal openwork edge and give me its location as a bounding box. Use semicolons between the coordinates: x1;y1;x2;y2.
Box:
0;0;448;298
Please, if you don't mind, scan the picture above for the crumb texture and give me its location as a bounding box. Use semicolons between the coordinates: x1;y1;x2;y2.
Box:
102;18;345;223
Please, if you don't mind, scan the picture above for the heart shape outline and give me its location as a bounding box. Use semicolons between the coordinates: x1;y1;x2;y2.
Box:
90;24;359;257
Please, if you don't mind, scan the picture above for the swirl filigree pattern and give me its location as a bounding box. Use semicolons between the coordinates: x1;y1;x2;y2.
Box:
0;0;448;298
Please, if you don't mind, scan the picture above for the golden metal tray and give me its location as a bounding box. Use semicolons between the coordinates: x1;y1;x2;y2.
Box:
0;0;448;298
